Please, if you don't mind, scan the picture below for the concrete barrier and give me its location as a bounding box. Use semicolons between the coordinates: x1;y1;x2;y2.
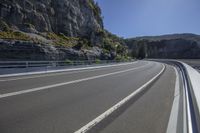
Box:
181;62;200;133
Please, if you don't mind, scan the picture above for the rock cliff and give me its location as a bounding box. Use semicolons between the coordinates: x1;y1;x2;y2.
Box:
126;34;200;59
0;0;103;42
0;0;128;61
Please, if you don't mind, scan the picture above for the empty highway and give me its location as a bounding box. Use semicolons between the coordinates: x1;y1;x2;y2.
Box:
0;61;178;133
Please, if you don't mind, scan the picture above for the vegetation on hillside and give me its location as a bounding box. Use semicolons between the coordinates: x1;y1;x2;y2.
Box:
0;31;32;41
0;5;131;61
101;30;129;59
45;32;79;47
87;0;102;18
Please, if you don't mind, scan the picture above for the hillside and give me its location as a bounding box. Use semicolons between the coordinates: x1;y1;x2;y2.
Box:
0;0;128;61
1;0;199;60
126;33;200;59
133;33;200;42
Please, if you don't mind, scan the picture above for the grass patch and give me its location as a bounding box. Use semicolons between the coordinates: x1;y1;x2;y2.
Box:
46;32;79;47
0;31;32;41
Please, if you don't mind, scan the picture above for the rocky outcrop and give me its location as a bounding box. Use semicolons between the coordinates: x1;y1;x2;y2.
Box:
0;0;129;61
0;0;103;44
126;34;200;59
0;39;114;61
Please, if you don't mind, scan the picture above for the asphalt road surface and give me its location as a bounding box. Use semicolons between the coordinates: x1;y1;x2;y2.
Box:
0;61;176;133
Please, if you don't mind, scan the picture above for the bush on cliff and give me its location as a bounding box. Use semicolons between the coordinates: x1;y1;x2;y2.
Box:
0;31;32;41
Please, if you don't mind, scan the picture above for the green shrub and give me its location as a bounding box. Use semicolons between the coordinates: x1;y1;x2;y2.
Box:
102;48;110;54
65;59;73;65
95;59;101;64
115;55;123;62
115;55;130;62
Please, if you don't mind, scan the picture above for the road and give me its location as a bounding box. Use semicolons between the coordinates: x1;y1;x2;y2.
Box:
0;61;177;133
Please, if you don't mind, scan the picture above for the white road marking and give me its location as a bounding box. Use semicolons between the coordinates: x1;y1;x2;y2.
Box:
166;67;180;133
74;64;165;133
0;62;138;82
0;62;149;99
0;68;98;82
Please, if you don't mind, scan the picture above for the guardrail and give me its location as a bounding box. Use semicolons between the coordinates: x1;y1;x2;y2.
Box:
0;60;130;68
148;59;200;133
181;62;200;133
171;61;199;133
0;60;133;76
158;60;200;133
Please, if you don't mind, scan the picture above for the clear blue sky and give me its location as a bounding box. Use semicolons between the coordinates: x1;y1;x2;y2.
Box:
95;0;200;38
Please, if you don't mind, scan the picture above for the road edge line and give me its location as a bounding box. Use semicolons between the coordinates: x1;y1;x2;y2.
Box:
0;62;137;78
74;64;165;133
0;62;140;82
0;63;148;99
166;67;180;133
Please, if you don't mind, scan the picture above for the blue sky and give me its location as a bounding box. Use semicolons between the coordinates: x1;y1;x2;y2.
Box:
95;0;200;38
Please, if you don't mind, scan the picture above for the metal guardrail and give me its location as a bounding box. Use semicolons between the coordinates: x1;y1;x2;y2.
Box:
173;61;199;133
148;59;200;133
0;60;130;68
160;60;200;133
181;62;200;133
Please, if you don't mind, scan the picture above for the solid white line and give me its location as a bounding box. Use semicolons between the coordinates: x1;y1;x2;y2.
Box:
0;63;148;99
166;67;180;133
0;62;137;82
0;69;98;82
74;64;165;133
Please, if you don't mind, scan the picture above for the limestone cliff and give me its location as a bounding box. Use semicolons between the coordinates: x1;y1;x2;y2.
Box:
126;34;200;59
0;0;128;60
0;0;103;43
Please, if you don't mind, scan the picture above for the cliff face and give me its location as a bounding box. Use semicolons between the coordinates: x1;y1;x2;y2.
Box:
0;0;129;61
126;34;200;59
0;0;103;42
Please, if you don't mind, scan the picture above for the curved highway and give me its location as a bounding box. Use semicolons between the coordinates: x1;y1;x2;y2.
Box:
0;61;177;133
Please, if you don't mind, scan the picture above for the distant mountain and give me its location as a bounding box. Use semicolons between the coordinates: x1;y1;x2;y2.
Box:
133;33;200;42
126;33;200;59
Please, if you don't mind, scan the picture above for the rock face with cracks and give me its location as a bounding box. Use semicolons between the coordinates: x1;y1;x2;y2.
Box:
0;0;119;60
126;33;200;59
0;0;103;42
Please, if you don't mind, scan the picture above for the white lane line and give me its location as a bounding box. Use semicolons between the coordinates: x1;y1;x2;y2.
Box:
166;67;180;133
74;64;165;133
0;62;138;82
0;63;137;82
0;62;149;99
0;68;99;82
